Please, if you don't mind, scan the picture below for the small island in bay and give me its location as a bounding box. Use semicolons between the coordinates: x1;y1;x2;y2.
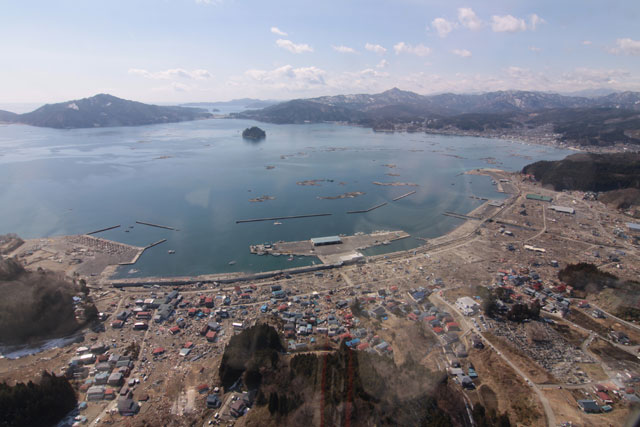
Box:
242;126;266;140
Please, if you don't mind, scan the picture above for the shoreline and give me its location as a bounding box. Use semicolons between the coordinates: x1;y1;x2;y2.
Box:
102;168;513;287
225;116;640;154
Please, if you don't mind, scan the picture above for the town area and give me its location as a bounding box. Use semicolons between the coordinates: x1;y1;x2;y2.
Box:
1;168;640;427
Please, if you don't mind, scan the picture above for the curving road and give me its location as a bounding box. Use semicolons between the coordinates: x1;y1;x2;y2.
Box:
431;292;557;427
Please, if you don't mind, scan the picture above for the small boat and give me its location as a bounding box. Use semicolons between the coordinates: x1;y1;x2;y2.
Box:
228;260;236;265
168;250;175;254
273;222;282;225
287;256;294;261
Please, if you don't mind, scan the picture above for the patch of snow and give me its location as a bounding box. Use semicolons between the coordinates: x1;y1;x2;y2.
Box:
67;103;79;110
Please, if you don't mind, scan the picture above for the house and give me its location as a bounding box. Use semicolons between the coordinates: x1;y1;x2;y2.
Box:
230;399;247;417
108;372;123;386
152;347;165;356
596;391;613;404
445;322;460;332
577;399;600;413
94;372;109;385
370;306;387;319
456;297;479;316
111;320;124;329
471;335;484;349
206;394;222;409
87;386;106;401
206;331;217;342
117;398;139;416
133;322;148;330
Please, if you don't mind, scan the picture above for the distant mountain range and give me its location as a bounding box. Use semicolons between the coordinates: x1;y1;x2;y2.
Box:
180;98;280;110
235;88;640;146
0;94;212;129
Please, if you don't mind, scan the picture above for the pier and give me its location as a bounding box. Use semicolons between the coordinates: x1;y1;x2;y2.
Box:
118;239;167;265
136;221;178;231
442;211;481;220
347;202;388;214
392;190;416;201
236;213;332;223
85;225;120;235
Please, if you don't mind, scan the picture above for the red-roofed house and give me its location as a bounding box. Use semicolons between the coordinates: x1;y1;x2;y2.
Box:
152;347;165;356
357;342;370;351
433;326;444;334
169;326;180;335
597;391;613;404
206;331;216;342
445;322;460;332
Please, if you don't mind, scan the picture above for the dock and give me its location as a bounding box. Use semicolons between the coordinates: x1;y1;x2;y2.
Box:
347;202;388;214
250;230;410;264
85;225;121;235
442;211;481;220
135;221;178;231
236;213;332;223
145;239;167;249
392;191;416;201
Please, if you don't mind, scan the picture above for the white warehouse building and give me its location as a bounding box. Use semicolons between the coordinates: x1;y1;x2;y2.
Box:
456;297;480;316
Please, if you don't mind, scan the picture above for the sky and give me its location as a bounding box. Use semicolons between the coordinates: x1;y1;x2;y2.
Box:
1;0;639;104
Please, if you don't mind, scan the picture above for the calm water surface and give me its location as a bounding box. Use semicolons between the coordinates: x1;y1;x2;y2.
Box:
0;119;573;277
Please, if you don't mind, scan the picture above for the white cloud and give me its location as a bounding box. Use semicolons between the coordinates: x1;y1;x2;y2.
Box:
452;49;472;58
394;42;431;57
529;46;542;53
359;68;389;78
276;39;313;54
332;45;357;54
609;38;640;56
457;8;483;30
582;40;592;45
365;43;386;54
128;68;212;80
431;17;455;38
270;27;287;36
491;15;527;33
243;65;326;88
529;14;545;30
376;59;388;69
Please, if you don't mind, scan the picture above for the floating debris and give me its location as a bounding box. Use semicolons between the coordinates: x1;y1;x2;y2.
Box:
297;179;325;186
317;191;365;200
372;181;418;187
265;165;275;170
249;195;276;203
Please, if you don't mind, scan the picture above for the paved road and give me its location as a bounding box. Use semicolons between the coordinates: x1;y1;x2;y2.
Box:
431;293;557;427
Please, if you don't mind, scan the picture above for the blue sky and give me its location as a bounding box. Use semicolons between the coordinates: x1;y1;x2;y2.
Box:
1;0;639;103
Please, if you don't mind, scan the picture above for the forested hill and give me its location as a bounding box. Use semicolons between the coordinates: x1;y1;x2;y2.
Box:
235;88;640;147
522;152;640;192
0;94;212;129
